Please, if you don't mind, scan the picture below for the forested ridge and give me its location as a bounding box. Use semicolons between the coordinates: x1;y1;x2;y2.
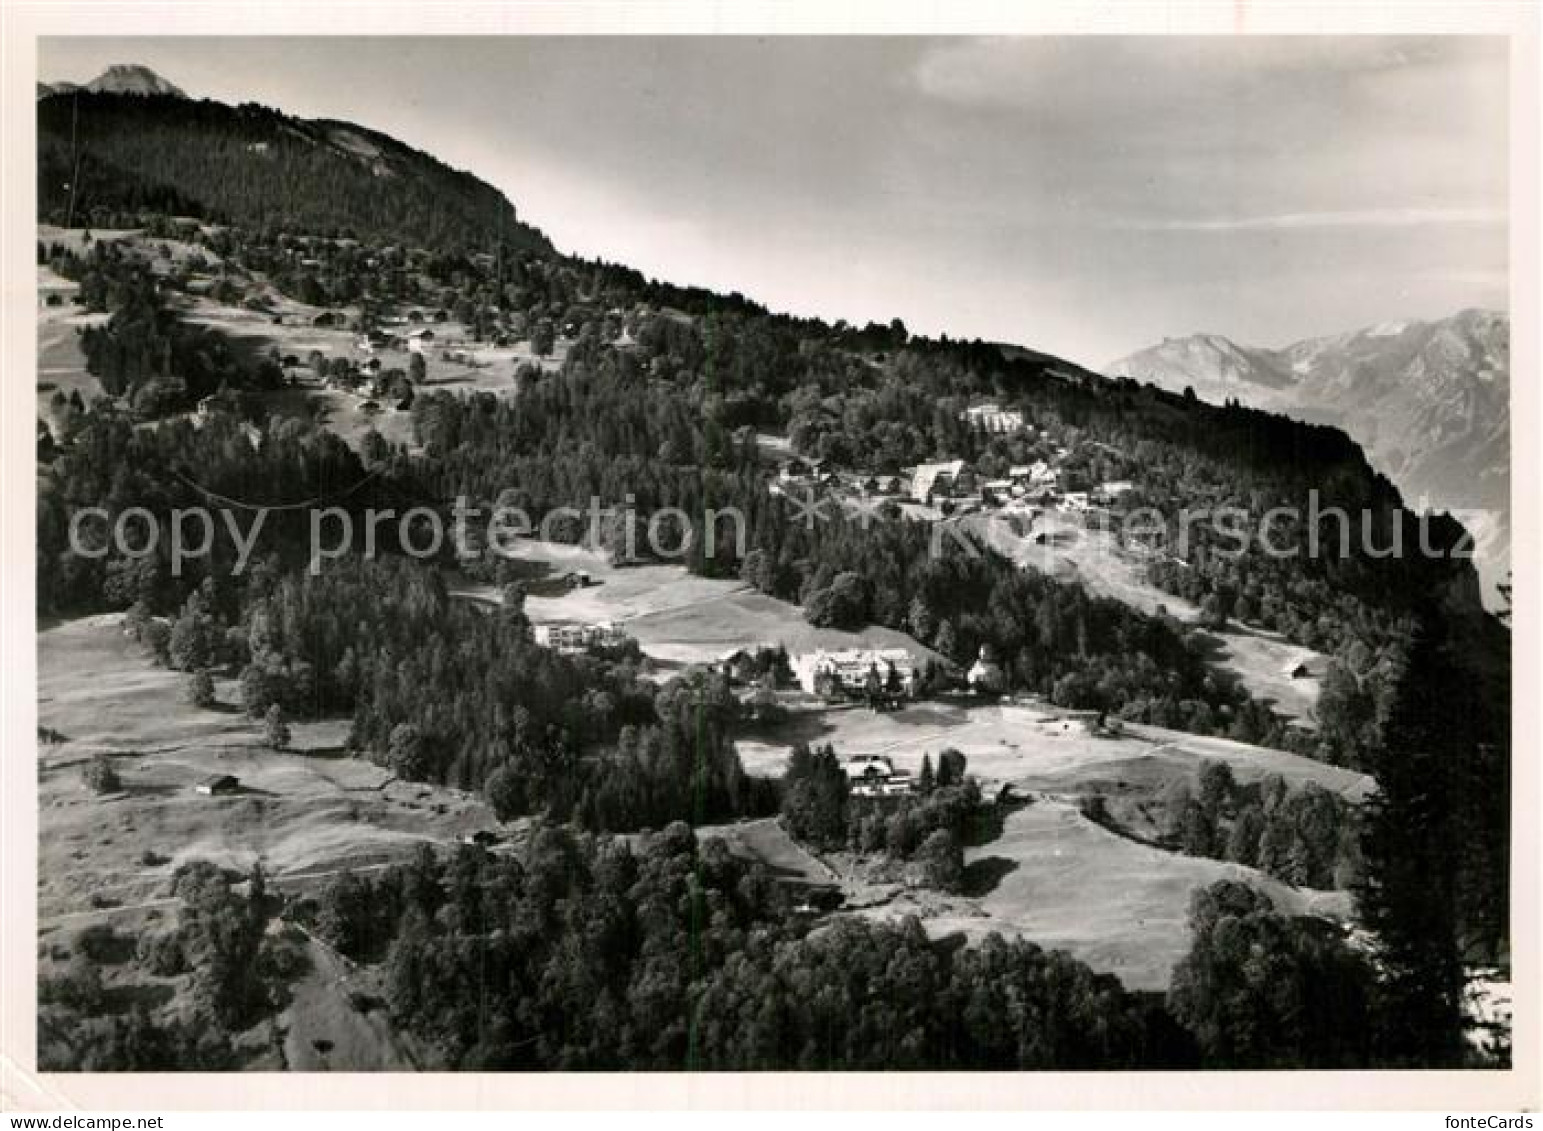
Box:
38;91;550;254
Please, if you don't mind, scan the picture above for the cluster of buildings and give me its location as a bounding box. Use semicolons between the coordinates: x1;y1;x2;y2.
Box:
768;423;1137;523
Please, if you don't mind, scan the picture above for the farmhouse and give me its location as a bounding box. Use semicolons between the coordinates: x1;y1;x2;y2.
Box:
844;755;917;797
1096;479;1136;503
194;774;240;796
792;647;919;699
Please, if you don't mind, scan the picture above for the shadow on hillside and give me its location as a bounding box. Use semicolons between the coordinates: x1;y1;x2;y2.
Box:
737;709;834;750
960;856;1018;898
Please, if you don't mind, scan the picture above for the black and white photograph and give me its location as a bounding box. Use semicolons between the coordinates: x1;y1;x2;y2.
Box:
1;0;1537;1115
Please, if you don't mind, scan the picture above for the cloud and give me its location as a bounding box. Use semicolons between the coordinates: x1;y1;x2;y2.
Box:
1110;207;1506;232
910;36;1497;113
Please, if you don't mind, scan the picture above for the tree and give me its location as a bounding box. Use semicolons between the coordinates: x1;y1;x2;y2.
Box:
263;703;290;751
936;748;967;789
1199;592;1228;629
485;763;526;822
1354;610;1468;1066
863;662;883;708
1225;804;1265;868
409;352;427;386
83;753;121;795
387;722;430;780
186;668;216;708
1176;799;1217;857
1197;760;1236;816
531;320;556;357
916;829;964;892
168;586;224;672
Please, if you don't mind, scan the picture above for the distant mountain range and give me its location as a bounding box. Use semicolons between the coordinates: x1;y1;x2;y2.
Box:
36;66;549;254
1107;310;1510;606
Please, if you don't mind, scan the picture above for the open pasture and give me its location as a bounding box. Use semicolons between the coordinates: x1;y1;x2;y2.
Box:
37;615;494;926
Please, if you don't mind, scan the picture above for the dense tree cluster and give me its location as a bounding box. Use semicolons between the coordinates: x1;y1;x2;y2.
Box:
779;743;984;890
37;861;291;1071
1157;761;1359;892
313;827;1189;1070
1168;881;1375;1068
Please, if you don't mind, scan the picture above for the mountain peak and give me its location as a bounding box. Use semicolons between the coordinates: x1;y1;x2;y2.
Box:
1108;331;1295;395
85;64;186;99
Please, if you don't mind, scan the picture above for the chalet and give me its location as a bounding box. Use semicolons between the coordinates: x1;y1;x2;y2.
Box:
967;647;1007;695
845;754;893;782
195;774;240;797
844;756;917;798
716;647;761;685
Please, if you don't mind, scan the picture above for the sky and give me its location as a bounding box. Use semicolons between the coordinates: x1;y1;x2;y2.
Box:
39;36;1510;367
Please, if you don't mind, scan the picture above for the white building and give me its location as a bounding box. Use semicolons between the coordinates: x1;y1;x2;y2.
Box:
792;647;920;698
1060;491;1091;511
910;459;966;503
960;402;1026;433
534;622;628;654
